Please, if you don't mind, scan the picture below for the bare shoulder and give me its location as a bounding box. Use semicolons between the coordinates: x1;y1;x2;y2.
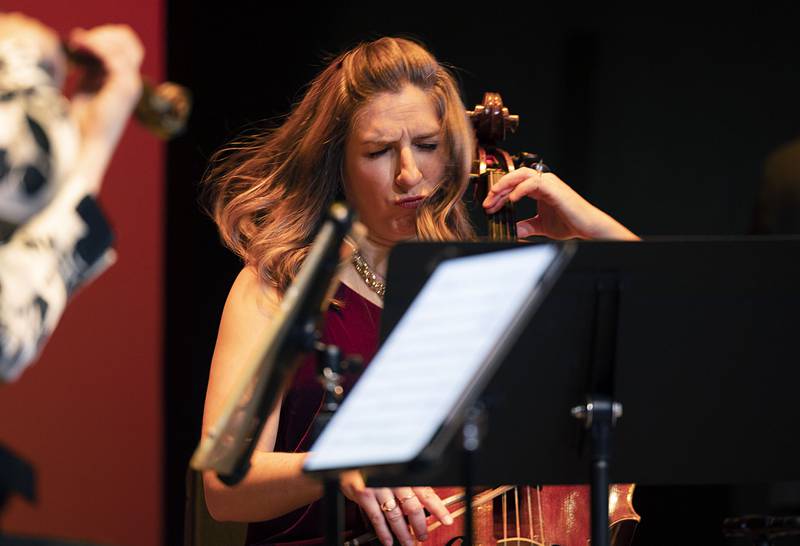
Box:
213;265;280;367
204;266;280;428
224;265;281;319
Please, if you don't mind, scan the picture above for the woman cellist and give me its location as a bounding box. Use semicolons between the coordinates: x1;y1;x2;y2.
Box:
200;36;639;545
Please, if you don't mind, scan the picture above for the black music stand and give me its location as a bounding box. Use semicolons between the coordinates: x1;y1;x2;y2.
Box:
189;203;356;545
309;238;800;546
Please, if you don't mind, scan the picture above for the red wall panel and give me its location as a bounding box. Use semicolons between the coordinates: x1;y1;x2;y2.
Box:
0;2;164;545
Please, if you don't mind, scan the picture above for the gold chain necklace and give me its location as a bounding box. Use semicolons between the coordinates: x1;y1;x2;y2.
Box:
350;248;386;299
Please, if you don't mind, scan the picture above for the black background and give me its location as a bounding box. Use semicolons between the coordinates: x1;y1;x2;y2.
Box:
165;3;800;545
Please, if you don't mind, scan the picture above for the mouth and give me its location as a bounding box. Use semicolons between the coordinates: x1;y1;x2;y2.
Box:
395;195;426;209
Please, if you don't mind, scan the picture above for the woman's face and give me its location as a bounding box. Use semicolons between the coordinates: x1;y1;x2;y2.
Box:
343;84;446;244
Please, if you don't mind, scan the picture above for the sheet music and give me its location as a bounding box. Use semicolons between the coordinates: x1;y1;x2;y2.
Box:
304;244;560;472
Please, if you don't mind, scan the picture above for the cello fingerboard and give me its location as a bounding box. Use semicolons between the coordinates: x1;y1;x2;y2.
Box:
487;169;517;241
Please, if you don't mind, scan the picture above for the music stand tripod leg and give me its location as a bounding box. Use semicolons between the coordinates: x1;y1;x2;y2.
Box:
314;341;348;546
461;404;485;546
572;397;622;546
324;478;344;546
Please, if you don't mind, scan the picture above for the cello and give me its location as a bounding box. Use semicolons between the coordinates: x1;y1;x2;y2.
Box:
346;93;640;546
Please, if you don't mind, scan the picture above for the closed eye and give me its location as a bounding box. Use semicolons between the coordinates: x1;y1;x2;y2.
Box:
367;142;438;158
367;148;389;158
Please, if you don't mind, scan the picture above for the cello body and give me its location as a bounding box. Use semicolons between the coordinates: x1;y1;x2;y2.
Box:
424;485;639;546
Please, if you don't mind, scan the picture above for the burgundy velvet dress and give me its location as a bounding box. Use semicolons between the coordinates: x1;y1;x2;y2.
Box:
245;283;382;545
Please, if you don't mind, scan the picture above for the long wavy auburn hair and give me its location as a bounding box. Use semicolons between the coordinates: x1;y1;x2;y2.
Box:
204;37;476;294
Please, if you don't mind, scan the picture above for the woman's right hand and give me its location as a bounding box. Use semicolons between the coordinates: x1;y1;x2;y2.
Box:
340;471;454;545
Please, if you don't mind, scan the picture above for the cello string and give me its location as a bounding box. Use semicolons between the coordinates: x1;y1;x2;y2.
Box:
505;200;512;239
527;486;534;542
489;169;496;241
536;484;545;545
510;203;517;238
515;486;521;539
502;491;508;542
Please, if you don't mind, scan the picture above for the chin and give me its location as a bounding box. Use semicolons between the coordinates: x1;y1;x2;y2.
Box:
390;217;417;241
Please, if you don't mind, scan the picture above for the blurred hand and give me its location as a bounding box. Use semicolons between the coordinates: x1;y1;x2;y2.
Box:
68;24;143;142
66;24;144;194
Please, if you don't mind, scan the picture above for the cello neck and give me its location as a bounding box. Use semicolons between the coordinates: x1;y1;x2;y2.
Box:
487;169;517;241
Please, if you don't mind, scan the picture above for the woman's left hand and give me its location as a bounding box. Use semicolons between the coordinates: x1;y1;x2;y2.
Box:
340;470;453;545
482;167;640;241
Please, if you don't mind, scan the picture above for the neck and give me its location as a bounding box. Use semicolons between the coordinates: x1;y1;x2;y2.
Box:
356;233;395;279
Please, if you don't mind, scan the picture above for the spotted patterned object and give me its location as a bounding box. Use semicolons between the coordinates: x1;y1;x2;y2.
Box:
0;36;114;382
0;36;78;235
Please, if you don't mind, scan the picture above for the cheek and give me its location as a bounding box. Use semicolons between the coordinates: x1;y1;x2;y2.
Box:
418;151;446;181
343;163;388;223
346;159;391;198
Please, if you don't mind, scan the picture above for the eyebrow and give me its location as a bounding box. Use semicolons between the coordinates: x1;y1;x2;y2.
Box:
361;131;441;145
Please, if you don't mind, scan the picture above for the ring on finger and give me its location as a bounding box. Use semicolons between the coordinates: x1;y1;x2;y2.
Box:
380;498;398;512
397;493;416;504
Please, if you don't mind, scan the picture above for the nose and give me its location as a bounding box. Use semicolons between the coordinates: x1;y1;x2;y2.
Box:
395;146;423;190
